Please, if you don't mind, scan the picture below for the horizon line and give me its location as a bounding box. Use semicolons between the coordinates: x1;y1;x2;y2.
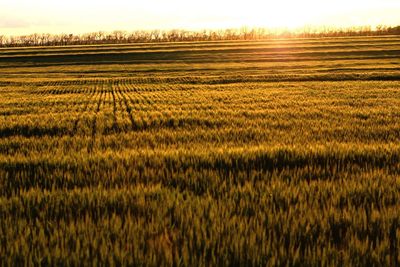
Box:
2;24;400;38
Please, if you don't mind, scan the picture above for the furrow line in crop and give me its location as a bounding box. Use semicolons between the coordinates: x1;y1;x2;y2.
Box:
111;83;118;132
70;86;97;136
87;85;104;152
117;83;137;131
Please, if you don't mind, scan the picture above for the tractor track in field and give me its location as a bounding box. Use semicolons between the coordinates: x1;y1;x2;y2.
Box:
70;86;97;136
118;83;137;131
87;85;104;153
110;83;118;132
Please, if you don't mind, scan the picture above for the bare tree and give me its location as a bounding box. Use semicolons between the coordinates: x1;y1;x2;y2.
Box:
1;25;398;47
0;35;5;46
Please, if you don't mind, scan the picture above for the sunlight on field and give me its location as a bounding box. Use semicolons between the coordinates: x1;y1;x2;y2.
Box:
0;36;400;265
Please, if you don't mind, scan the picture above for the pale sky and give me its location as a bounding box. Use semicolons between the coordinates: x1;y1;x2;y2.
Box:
1;0;400;36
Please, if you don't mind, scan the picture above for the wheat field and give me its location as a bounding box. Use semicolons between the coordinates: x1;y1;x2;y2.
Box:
0;36;400;266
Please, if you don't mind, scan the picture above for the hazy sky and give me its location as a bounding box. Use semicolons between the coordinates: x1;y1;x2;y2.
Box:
1;0;400;36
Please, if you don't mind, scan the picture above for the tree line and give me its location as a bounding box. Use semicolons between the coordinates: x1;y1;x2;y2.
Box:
1;25;399;47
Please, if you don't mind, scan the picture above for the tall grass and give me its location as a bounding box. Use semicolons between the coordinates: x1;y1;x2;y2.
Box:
0;36;399;266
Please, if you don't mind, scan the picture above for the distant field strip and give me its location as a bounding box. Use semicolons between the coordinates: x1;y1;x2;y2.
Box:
0;37;400;265
1;36;399;64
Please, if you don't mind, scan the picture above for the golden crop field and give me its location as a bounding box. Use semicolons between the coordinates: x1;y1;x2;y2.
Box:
0;36;400;266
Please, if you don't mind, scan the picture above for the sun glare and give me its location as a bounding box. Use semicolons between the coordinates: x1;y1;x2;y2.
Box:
249;6;310;28
0;0;399;35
